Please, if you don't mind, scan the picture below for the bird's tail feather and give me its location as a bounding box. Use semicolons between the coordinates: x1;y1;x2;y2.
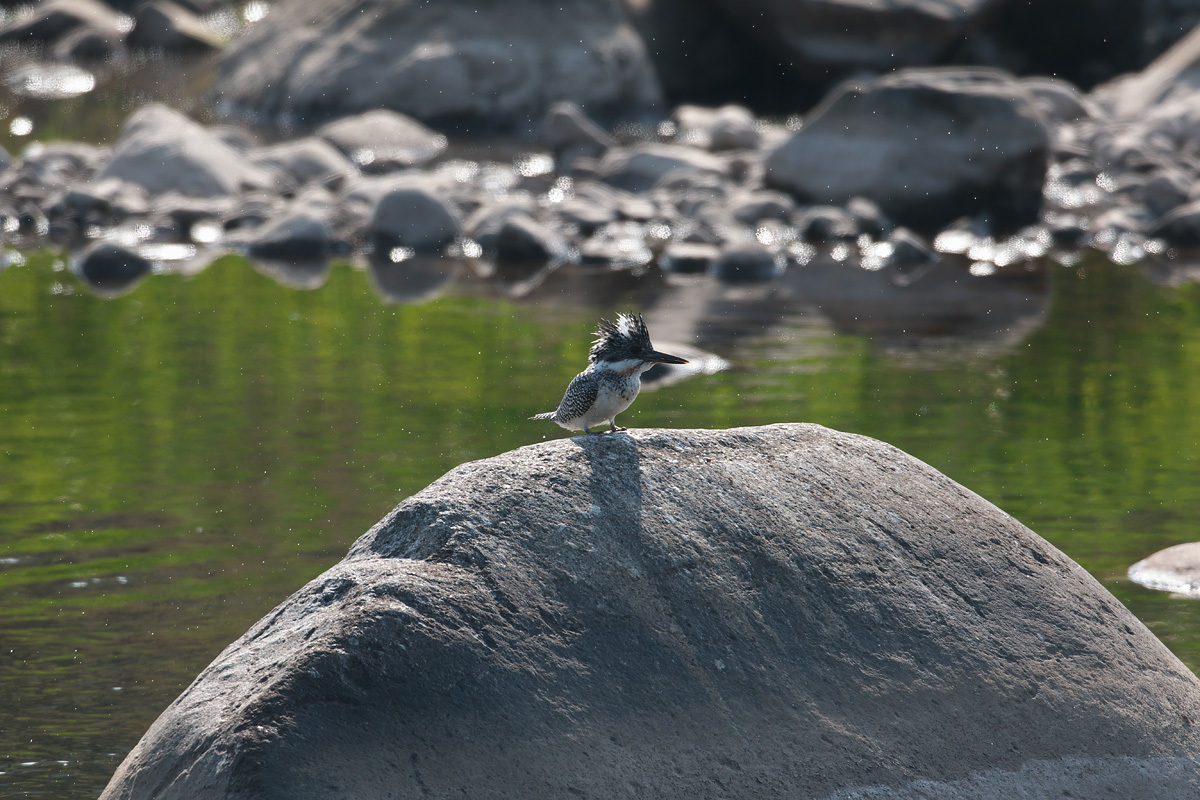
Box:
529;412;555;421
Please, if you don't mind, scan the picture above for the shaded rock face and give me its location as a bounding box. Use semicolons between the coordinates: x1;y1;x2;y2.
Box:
101;424;1200;800
766;68;1050;233
213;0;662;130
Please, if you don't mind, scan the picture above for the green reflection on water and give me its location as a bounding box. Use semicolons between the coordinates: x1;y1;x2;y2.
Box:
1;252;1199;797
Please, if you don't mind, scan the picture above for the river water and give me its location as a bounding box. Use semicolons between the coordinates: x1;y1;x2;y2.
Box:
1;249;1199;797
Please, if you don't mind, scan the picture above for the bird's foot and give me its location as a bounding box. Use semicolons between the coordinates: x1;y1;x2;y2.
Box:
610;424;627;433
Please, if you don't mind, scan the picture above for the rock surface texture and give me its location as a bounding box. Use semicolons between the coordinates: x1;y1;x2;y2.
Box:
100;424;1200;799
213;0;662;129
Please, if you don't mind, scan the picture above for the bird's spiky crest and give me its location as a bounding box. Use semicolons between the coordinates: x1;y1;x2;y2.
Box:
589;312;651;363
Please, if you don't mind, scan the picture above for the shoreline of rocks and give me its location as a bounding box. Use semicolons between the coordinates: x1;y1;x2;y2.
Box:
4;1;1200;302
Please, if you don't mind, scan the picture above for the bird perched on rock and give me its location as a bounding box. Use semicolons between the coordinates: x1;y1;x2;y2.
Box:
531;313;688;435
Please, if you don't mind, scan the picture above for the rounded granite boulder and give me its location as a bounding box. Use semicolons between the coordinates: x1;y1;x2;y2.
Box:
100;424;1200;800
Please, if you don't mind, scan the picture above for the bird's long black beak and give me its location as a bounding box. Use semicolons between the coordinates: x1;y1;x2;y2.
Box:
647;350;689;365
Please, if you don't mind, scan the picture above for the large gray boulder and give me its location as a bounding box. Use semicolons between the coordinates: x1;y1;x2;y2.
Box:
100;424;1200;800
765;68;1050;232
708;0;996;76
213;0;662;130
98;105;276;199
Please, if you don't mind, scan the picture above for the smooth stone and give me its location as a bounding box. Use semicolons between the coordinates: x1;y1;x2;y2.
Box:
1129;542;1200;598
795;205;858;242
845;196;894;237
99;424;1200;800
871;227;940;283
730;190;795;225
672;104;761;151
251;138;359;190
316;110;447;172
659;240;719;274
213;0;661;129
598;143;729;193
557;190;619;236
466;203;566;264
489;214;567;264
1150;199;1200;245
1019;76;1095;124
369;185;460;252
239;200;337;259
766;68;1050;233
544;101;614;161
98;104;276;199
708;242;785;283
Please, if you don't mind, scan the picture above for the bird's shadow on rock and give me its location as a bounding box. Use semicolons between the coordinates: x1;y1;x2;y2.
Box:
568;432;643;537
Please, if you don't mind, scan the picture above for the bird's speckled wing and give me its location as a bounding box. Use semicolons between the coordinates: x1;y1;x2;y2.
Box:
555;371;598;423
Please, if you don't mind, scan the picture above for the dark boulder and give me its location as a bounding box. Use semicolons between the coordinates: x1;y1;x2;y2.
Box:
368;182;461;252
238;199;338;260
1150;199;1200;246
708;241;785;283
490;214;568;265
707;0;992;78
99;424;1200;800
213;0;662;130
766;68;1050;233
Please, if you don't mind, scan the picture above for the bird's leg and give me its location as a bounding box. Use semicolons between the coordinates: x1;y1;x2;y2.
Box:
581;425;595;435
609;419;626;432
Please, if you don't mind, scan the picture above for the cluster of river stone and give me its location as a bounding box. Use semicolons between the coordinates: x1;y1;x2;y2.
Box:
3;55;1200;295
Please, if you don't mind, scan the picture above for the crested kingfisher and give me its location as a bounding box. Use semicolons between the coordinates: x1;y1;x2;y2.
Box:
531;313;689;435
